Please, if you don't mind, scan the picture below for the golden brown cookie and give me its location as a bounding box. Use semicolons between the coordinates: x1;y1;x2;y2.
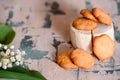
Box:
56;51;78;69
92;8;112;25
93;34;115;60
80;9;98;22
72;17;98;30
70;48;95;69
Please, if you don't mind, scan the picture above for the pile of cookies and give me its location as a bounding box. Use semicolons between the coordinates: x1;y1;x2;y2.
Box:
56;8;115;69
73;7;112;30
56;48;95;69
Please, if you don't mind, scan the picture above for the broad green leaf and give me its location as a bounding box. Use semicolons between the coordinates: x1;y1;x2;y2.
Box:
0;66;47;80
0;70;45;80
0;23;15;45
29;70;47;80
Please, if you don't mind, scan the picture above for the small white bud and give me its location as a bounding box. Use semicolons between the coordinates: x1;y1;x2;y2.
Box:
20;61;23;65
21;51;26;55
16;49;21;54
10;57;16;62
0;43;2;47
7;63;12;68
2;65;7;69
16;49;20;52
10;52;15;56
6;49;10;55
3;53;8;56
2;59;9;64
15;54;21;61
10;45;14;49
0;62;2;67
3;62;7;65
15;62;20;65
4;46;8;50
17;59;21;61
1;51;5;56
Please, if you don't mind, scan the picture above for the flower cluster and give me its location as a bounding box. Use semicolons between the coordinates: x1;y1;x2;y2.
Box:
0;43;26;69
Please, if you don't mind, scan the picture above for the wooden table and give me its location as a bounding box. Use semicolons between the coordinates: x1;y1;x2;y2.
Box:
0;0;120;80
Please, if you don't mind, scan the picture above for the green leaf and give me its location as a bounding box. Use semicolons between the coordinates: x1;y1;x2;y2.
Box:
0;70;44;80
0;23;15;45
0;66;47;80
1;66;30;74
29;70;47;80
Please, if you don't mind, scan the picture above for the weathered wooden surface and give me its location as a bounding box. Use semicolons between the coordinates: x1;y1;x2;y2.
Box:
0;0;120;80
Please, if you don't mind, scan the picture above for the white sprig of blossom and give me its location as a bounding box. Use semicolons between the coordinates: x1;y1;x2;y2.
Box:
0;43;26;69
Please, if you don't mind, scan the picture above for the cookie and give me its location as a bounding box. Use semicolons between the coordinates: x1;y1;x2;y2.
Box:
92;8;112;25
80;9;98;22
56;51;78;69
72;17;98;30
70;48;95;69
93;34;115;60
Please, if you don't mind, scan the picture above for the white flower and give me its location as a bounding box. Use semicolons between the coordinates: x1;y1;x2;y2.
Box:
21;51;26;55
2;65;7;69
15;54;21;61
3;62;7;65
16;49;21;54
19;61;23;65
2;59;9;64
15;62;20;65
10;45;14;49
10;52;15;56
4;46;8;50
0;44;26;69
10;57;16;62
3;53;8;56
0;62;2;67
6;49;10;55
16;49;20;53
1;51;5;56
0;43;2;47
7;63;12;68
16;58;21;61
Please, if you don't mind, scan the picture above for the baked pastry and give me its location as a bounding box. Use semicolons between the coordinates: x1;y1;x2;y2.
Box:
56;51;78;69
56;7;115;69
92;8;112;25
93;34;115;60
71;48;95;69
70;8;114;54
80;9;98;22
72;17;98;30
